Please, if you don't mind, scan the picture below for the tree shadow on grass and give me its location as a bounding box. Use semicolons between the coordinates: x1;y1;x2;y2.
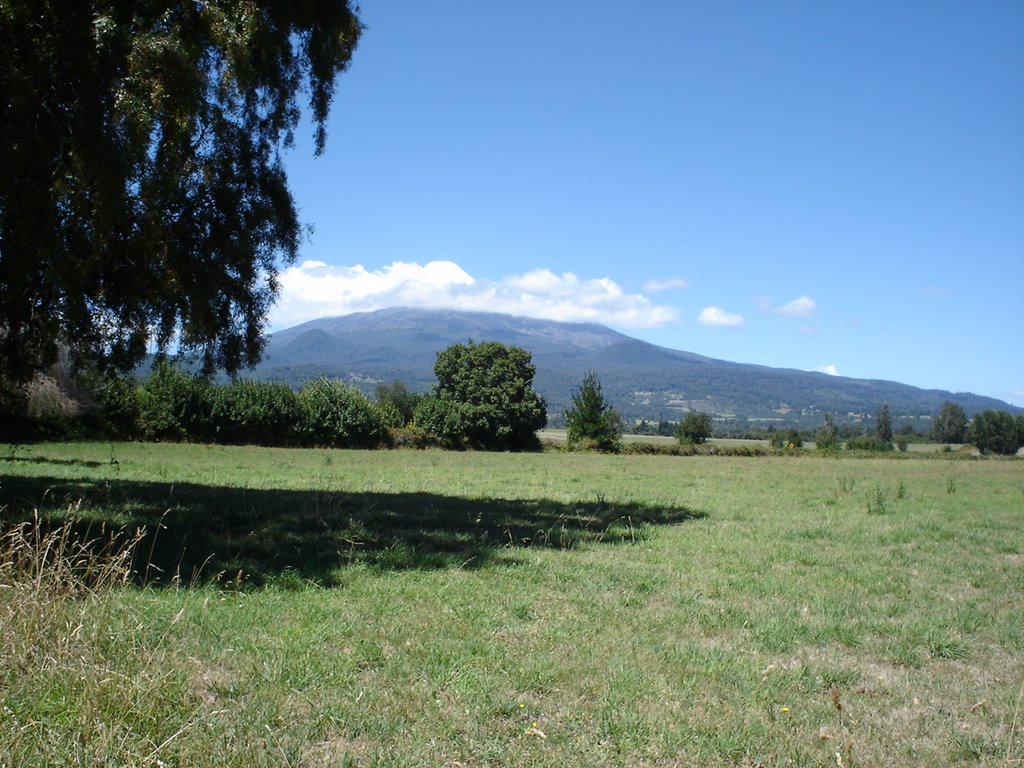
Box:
0;474;706;587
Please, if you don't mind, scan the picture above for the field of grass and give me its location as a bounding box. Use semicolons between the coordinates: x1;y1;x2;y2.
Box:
1;442;1022;766
539;428;969;454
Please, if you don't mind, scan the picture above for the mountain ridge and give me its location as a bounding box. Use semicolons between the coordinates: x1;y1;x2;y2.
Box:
254;307;1019;427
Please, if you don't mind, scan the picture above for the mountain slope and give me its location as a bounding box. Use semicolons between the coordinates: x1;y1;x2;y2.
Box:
254;307;1018;427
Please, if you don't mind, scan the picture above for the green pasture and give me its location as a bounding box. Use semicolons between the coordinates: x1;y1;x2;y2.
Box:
1;443;1022;766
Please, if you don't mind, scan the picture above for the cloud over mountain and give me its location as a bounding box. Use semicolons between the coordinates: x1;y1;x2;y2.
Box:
697;306;745;327
270;260;680;331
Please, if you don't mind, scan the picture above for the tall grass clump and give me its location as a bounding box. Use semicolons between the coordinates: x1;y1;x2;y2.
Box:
0;518;197;766
866;484;888;515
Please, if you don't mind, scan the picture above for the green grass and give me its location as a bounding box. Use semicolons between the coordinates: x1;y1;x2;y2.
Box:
2;442;1022;766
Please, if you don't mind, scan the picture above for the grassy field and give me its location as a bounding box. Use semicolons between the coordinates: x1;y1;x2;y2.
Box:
1;442;1022;767
539;429;970;453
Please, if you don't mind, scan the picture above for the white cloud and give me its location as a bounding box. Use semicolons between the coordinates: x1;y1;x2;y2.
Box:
697;306;745;327
921;286;948;298
269;260;680;330
773;296;816;318
644;277;689;292
818;364;841;377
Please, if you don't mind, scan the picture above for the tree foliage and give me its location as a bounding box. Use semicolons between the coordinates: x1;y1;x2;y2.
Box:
296;378;388;449
875;402;893;444
136;361;212;441
816;412;839;452
677;411;713;445
0;1;362;382
564;371;622;452
968;409;1023;456
209;379;302;446
932;401;968;444
375;380;423;428
417;341;547;451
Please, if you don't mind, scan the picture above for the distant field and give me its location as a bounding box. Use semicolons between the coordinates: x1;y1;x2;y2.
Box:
1;443;1022;766
541;428;966;453
541;429;768;447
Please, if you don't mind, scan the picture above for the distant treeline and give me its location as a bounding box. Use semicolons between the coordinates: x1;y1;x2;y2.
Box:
4;360;1023;456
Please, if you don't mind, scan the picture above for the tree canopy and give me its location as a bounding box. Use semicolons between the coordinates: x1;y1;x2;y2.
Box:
677;411;713;445
932;401;968;444
0;1;362;383
968;409;1023;456
875;402;893;444
416;341;547;451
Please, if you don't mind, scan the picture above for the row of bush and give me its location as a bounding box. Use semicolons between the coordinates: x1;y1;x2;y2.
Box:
4;363;425;449
5;340;554;452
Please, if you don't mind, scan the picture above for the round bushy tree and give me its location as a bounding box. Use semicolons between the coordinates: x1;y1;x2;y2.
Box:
677;411;713;445
419;341;546;451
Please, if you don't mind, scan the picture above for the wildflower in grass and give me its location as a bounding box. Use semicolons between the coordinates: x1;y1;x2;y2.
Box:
781;706;791;713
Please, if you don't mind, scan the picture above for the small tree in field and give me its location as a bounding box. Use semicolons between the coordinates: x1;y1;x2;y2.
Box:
564;372;622;452
875;402;893;445
816;412;839;452
677;411;713;445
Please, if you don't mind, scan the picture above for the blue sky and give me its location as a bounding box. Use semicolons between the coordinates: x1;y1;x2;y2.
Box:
271;1;1024;406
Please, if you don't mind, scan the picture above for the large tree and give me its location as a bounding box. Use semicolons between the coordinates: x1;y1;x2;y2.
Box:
416;341;547;451
0;1;361;382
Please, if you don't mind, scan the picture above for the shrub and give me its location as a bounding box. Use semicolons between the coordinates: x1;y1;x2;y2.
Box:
210;380;302;446
866;485;888;515
769;427;804;450
375;399;406;430
387;425;440;449
374;381;424;427
297;378;389;448
845;435;895;452
413;396;470;449
136;362;213;442
92;372;140;439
